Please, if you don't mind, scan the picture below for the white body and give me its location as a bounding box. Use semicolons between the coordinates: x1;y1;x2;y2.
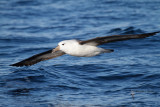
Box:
58;40;108;57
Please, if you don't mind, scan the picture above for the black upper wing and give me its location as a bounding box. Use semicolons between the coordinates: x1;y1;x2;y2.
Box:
80;31;160;46
10;49;65;67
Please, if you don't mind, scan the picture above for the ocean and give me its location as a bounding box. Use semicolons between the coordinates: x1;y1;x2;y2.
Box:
0;0;160;106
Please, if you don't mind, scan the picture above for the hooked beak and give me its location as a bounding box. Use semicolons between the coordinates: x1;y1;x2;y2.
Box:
52;45;60;53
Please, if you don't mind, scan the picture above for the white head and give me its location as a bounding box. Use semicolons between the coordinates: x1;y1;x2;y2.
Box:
52;40;79;53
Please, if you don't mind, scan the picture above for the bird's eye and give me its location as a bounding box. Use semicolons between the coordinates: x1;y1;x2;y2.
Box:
62;43;65;45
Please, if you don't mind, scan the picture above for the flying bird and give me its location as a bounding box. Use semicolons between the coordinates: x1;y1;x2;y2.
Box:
10;31;160;67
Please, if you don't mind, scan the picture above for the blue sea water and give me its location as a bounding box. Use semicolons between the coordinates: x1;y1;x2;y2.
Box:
0;0;160;106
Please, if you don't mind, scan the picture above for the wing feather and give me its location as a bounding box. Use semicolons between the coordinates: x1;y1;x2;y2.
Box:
10;49;65;67
80;31;160;46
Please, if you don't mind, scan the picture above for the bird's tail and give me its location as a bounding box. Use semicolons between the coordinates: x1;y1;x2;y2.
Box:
103;49;114;53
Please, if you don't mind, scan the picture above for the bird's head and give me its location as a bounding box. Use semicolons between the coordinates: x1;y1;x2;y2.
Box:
52;39;79;53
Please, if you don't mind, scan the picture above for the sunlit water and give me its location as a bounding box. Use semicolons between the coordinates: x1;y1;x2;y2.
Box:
0;0;160;106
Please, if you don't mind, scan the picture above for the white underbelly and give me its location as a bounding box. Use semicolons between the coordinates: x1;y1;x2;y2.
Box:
66;45;102;57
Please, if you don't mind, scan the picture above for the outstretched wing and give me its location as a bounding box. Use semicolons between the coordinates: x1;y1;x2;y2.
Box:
10;49;65;67
80;31;160;46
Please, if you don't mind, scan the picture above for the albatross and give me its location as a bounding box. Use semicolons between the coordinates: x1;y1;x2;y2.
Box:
10;31;160;67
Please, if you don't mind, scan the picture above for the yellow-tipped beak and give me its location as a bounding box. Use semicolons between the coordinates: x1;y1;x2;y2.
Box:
52;45;60;53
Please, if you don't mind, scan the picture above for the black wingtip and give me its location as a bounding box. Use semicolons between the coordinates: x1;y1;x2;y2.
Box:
10;63;17;67
10;62;32;67
146;31;160;37
10;63;27;67
155;31;160;33
150;31;160;35
10;64;16;66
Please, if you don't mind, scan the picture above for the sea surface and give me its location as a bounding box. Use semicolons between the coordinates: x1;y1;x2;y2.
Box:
0;0;160;107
